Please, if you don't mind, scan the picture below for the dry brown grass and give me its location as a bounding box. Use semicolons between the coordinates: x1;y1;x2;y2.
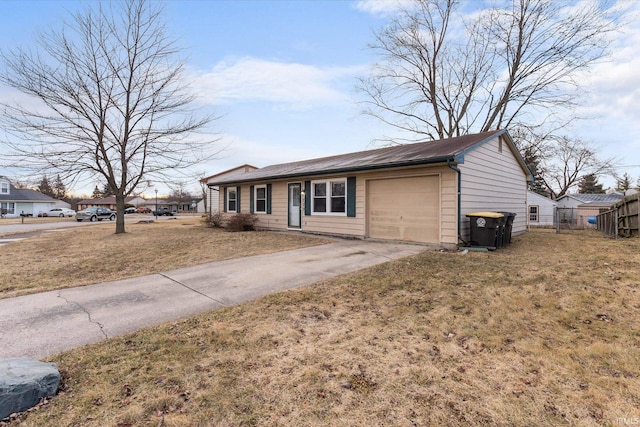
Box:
0;216;79;226
4;229;640;427
0;218;328;299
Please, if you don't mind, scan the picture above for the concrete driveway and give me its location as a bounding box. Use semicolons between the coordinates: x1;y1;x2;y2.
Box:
0;239;425;359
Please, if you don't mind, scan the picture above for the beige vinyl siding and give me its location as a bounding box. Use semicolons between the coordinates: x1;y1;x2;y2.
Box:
302;174;365;237
254;181;289;230
458;135;528;240
218;183;289;231
207;186;220;215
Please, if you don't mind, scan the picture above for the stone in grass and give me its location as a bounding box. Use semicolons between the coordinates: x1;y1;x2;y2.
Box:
0;358;60;420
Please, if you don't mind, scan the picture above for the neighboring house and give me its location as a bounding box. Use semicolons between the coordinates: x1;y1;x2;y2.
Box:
556;193;624;229
77;196;148;211
0;176;60;217
167;198;204;213
205;130;532;249
200;165;258;215
526;191;556;227
157;199;179;212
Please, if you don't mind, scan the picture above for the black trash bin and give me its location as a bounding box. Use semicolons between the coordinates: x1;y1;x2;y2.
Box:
466;212;504;248
495;215;506;249
498;212;516;246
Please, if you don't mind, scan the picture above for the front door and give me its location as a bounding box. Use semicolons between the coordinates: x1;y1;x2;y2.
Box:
288;183;301;228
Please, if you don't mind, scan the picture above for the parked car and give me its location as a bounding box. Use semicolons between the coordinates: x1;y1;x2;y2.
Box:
39;208;76;217
124;207;137;214
76;207;116;222
136;207;152;213
152;207;175;216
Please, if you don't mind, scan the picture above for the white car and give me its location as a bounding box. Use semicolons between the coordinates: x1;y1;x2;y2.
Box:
41;207;76;217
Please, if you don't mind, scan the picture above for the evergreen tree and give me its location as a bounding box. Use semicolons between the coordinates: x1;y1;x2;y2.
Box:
91;185;103;198
520;144;549;197
102;182;114;197
52;174;67;200
578;174;605;194
37;175;55;198
615;173;632;192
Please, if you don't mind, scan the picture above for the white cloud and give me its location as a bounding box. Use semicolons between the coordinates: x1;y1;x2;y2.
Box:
190;57;365;110
353;0;413;16
575;2;640;130
200;132;330;175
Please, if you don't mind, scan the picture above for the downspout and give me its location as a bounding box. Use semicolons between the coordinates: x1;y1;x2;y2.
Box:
447;160;463;247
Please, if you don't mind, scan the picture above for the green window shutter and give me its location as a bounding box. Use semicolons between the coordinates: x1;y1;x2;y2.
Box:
223;186;227;213
236;186;241;213
266;184;272;214
250;185;255;213
347;176;356;217
304;181;311;215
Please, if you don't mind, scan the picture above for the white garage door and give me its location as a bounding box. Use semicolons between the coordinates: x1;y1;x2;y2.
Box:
367;175;440;243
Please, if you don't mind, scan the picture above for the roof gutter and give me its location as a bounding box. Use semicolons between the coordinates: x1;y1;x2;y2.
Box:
447;159;462;246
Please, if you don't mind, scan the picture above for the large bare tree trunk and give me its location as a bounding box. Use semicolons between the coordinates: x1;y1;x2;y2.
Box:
0;0;218;234
115;193;126;234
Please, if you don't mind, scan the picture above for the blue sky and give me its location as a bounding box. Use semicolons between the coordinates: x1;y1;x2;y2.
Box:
1;0;639;195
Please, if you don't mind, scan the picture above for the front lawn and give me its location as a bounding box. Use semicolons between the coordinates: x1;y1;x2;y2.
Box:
5;229;640;426
0;218;328;299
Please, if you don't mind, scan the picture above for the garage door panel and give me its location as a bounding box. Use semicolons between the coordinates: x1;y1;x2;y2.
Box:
367;176;440;243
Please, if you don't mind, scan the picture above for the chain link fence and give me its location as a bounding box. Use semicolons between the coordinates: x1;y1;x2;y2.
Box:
554;207;595;233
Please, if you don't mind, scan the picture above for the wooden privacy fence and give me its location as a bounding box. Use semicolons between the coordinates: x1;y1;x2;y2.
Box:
597;193;639;238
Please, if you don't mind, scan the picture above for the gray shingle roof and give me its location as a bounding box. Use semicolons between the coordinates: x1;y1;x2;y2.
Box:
564;193;624;205
0;175;56;202
208;129;511;185
0;181;57;202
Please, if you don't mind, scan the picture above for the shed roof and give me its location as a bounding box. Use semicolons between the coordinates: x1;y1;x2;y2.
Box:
558;193;623;206
208;129;529;186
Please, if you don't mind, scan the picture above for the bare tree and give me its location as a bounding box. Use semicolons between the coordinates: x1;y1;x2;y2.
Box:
513;130;614;199
358;0;617;142
0;0;218;233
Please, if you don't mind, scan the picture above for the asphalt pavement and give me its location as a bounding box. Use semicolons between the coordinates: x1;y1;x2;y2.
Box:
0;239;425;359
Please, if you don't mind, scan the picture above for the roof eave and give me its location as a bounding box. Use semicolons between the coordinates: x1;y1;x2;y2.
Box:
207;156;456;186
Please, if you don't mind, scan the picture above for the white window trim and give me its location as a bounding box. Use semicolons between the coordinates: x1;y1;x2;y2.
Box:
0;181;9;195
1;202;15;215
226;187;237;212
529;205;539;222
254;184;267;214
311;178;347;216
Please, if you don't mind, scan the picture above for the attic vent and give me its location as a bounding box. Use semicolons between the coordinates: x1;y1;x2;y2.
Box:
498;138;503;153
